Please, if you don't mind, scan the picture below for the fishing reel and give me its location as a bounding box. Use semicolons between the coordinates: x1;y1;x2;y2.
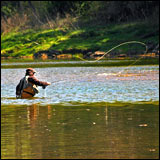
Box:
42;82;51;89
42;85;47;89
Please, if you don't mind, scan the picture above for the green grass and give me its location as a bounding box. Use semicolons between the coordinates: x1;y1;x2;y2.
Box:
1;21;159;58
1;58;159;69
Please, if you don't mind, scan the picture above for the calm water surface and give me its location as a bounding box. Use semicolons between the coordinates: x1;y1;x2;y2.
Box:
1;103;159;159
1;65;159;159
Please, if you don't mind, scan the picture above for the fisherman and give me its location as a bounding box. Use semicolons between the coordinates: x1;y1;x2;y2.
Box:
16;68;51;98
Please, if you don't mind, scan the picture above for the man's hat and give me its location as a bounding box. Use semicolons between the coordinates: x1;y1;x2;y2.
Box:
26;68;36;73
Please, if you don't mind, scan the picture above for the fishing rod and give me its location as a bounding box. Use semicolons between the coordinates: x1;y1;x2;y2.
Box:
42;80;67;89
42;80;66;97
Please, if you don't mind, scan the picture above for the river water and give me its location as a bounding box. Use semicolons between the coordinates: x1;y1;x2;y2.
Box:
1;65;159;159
1;65;159;105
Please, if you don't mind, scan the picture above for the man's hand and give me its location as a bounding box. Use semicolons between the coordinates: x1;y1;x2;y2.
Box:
42;82;51;89
47;82;51;85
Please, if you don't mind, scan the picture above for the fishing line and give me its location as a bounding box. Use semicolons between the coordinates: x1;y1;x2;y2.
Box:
76;41;148;74
42;80;66;98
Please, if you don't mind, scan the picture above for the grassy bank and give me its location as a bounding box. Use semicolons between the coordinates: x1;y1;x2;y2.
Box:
1;58;159;69
1;21;159;59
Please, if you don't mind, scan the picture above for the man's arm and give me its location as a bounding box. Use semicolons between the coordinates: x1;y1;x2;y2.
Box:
28;76;50;87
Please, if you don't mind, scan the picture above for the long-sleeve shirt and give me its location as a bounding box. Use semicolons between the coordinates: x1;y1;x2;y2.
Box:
27;76;49;86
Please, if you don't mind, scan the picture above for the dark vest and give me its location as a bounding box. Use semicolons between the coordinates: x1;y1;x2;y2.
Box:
20;76;39;98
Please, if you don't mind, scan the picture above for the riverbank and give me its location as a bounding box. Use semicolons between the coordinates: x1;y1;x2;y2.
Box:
1;21;159;59
1;58;159;68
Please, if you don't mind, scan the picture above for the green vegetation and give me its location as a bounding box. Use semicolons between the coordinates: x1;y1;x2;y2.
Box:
1;21;159;58
1;1;159;60
1;59;159;69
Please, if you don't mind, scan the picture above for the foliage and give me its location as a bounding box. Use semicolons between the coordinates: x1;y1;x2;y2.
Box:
1;1;159;33
1;58;159;69
1;1;159;59
1;21;159;58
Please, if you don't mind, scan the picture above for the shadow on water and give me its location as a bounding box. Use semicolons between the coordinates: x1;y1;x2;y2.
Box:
1;102;159;159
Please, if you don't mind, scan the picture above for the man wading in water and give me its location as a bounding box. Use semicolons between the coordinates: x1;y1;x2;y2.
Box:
16;68;51;98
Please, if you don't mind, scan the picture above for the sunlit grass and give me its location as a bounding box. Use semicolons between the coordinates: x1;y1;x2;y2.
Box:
1;58;159;68
1;21;159;58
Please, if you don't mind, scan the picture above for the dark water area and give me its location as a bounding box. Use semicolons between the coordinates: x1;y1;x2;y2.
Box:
1;103;159;159
1;65;159;159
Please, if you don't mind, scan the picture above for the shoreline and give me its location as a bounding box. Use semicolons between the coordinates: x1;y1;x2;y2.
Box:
1;58;159;69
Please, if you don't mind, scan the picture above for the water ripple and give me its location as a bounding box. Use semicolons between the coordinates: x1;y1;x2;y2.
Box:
1;66;159;105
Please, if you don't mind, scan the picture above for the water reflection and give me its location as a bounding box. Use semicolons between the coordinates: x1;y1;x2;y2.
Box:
1;103;159;159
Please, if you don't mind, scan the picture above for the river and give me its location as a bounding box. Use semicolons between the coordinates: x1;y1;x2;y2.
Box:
1;65;159;159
